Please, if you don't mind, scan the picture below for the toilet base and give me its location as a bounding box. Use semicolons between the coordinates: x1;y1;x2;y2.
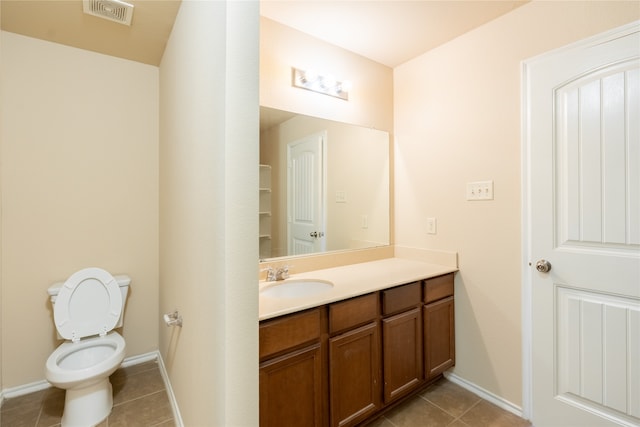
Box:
61;378;113;427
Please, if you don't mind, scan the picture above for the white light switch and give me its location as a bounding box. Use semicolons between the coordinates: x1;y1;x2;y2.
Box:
427;217;437;234
335;191;347;203
466;181;494;201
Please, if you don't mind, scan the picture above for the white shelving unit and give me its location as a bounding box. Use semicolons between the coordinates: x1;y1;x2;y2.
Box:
259;165;272;259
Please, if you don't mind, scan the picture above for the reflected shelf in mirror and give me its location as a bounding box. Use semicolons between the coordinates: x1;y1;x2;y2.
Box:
260;106;390;261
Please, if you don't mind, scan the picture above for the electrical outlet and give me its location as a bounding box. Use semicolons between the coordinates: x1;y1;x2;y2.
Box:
466;181;494;201
427;217;437;234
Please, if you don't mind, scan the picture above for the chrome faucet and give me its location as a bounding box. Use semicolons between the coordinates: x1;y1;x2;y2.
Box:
263;265;290;281
275;265;290;281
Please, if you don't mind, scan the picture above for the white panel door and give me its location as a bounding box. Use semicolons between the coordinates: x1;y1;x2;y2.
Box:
525;22;640;426
287;132;326;255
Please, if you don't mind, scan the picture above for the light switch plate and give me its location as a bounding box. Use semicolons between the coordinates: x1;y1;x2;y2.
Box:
427;217;437;234
466;181;494;201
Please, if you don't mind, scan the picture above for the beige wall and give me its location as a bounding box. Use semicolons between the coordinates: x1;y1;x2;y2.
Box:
159;1;259;425
394;1;639;408
260;17;394;132
0;31;159;388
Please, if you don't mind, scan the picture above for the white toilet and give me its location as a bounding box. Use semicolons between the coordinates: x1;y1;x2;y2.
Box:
45;267;130;427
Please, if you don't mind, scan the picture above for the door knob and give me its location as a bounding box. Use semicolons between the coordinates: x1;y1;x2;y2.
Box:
535;259;552;273
310;231;318;238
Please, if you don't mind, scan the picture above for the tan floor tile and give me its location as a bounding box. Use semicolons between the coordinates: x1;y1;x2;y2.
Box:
1;361;173;426
0;389;47;413
36;389;65;427
366;415;396;427
112;366;166;405
421;378;481;418
108;390;174;427
110;360;159;382
386;395;455;427
0;407;41;427
459;400;531;427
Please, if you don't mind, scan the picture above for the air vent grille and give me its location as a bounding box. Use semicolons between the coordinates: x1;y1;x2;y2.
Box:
83;0;134;26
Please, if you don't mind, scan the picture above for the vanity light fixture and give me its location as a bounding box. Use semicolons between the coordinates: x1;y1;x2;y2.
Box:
292;67;351;101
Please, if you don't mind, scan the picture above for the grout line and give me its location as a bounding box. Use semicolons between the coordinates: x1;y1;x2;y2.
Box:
383;414;399;427
112;388;167;408
149;417;174;427
452;399;482;424
34;405;43;427
417;381;485;425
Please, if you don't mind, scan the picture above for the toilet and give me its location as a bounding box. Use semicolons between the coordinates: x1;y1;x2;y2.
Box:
45;267;130;427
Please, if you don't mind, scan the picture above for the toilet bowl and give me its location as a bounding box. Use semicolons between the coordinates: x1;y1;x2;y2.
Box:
45;268;130;427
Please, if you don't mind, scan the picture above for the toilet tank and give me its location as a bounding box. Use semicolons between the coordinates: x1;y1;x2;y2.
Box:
47;274;131;329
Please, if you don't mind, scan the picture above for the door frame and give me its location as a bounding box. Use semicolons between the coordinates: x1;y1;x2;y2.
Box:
521;20;640;421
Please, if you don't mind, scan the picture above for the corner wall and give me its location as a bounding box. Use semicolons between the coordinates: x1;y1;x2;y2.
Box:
159;1;259;425
394;1;639;409
0;31;159;389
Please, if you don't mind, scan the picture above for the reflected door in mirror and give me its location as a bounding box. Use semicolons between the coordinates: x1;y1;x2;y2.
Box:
288;132;326;255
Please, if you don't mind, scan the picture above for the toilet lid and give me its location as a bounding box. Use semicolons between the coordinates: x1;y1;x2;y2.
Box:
54;268;122;342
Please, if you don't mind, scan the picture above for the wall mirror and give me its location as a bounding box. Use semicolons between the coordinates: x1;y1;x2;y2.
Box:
260;106;390;260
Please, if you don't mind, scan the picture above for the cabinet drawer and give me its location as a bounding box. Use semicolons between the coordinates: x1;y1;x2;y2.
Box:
424;274;454;304
382;282;422;316
329;293;379;334
260;308;322;360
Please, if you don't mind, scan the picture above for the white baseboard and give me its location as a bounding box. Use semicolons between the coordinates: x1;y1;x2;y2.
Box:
444;372;526;419
156;351;184;427
1;350;184;427
1;378;51;400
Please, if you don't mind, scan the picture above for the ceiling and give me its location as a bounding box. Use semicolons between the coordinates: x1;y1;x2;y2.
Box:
1;0;528;67
1;0;182;66
260;0;528;68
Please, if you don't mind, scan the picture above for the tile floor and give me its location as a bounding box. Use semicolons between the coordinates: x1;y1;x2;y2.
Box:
0;360;174;427
1;365;531;427
367;377;532;427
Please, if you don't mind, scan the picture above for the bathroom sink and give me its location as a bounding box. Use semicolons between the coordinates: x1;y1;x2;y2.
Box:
260;279;334;299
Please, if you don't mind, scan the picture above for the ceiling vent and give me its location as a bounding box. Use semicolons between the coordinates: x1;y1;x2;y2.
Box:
83;0;134;26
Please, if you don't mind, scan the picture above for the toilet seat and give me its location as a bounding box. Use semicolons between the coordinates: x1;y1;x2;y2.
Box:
54;268;122;343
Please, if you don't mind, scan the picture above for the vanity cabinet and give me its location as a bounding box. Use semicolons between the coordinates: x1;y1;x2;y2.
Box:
424;274;455;379
381;282;424;403
328;293;381;427
259;272;455;427
259;308;327;427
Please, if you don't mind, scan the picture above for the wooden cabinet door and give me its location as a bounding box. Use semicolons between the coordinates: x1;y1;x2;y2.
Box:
260;344;324;427
382;307;424;403
329;322;381;427
424;296;455;379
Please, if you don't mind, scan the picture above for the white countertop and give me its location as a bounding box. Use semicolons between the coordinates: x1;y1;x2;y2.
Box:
259;257;458;321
